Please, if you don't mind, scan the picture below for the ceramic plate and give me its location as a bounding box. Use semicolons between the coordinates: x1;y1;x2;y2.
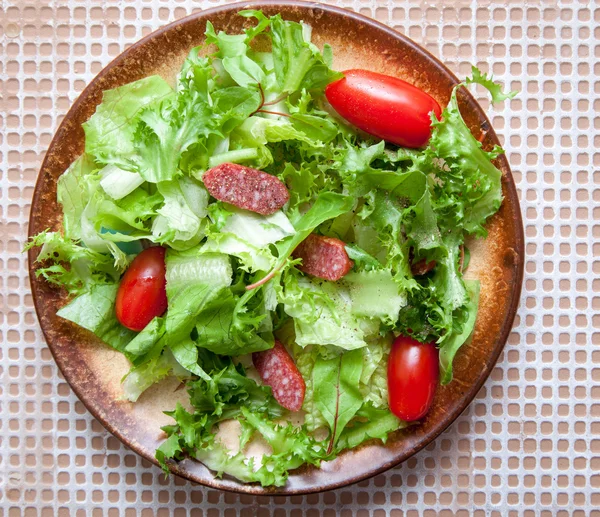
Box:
28;1;524;495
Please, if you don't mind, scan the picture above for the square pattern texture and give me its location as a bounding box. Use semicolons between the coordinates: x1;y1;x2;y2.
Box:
1;0;599;515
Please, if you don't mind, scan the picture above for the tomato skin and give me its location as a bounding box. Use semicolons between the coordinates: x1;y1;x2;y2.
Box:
325;69;442;148
115;247;168;332
387;336;439;421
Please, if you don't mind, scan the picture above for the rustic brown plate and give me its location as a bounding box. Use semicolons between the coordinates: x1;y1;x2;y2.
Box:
28;1;524;495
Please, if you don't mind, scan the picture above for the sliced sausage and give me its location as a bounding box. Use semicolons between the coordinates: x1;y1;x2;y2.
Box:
292;234;353;281
202;163;289;215
252;340;305;412
411;258;436;276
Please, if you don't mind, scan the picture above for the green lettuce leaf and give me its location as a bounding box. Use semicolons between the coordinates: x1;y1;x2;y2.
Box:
122;348;188;402
156;351;327;487
358;336;393;409
83;75;174;169
269;15;343;93
164;249;232;346
313;348;364;452
335;403;405;452
124;317;165;357
248;191;354;288
99;164;145;201
194;285;274;355
220;208;295;248
57;154;97;239
152;177;209;250
439;280;480;384
428;77;505;237
466;66;518;104
25;231;120;295
56;283;135;354
278;272;378;350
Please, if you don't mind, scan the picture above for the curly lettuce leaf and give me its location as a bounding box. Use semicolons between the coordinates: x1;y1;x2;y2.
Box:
194;285;274;356
122;348;188;402
278;273;376;350
335;403;405;452
439;279;480;384
25;231;121;295
83;75;174;169
269;14;343;94
99;164;146;201
428;73;507;237
156;351;326;487
57;154;97;240
465;65;518;104
152;177;209;250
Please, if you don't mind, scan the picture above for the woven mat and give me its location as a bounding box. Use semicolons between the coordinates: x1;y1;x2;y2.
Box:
1;0;598;514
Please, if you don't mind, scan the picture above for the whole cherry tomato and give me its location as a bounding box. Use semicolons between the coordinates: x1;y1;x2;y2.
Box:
387;336;439;421
115;246;168;331
325;69;442;148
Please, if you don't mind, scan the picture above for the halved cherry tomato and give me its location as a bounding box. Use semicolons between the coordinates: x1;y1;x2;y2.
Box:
115;246;168;331
325;69;442;148
388;336;439;421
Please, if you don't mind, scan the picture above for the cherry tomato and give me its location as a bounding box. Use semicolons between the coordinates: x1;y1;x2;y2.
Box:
325;69;442;148
388;336;439;421
115;246;168;331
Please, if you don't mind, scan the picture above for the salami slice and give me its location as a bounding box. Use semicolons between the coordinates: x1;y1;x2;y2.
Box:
410;258;436;276
252;340;305;412
292;234;354;281
202;163;289;215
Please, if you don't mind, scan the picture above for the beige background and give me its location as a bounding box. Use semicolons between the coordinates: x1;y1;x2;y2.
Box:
1;0;598;515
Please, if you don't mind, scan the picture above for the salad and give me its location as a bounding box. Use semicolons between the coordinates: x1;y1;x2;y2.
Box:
27;11;516;487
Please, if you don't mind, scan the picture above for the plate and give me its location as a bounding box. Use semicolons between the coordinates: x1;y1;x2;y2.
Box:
28;1;524;495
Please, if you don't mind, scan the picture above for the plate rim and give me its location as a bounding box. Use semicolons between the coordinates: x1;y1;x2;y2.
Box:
28;0;525;496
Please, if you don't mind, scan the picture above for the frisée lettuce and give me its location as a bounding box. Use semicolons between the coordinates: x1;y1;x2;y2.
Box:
26;10;515;487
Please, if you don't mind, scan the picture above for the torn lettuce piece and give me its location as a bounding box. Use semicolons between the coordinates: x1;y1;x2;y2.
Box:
57;153;97;240
278;272;378;350
194;284;274;356
293;344;328;432
465;65;518;104
202;208;294;272
170;338;211;380
313;348;364;451
122;348;188;402
83;75;174;170
202;233;275;272
343;269;407;325
279;268;406;350
358;335;393;409
152;177;209;250
25;231;121;295
428;76;506;237
269;14;343;93
164;249;232;346
439;280;480;384
221;208;295;248
124;317;165;357
335;404;405;452
99;165;145;201
56;283;135;354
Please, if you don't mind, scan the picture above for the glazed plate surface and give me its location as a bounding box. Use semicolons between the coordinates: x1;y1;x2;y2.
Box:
28;1;524;495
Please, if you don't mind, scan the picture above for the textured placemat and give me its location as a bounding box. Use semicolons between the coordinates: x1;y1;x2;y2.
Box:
1;0;598;514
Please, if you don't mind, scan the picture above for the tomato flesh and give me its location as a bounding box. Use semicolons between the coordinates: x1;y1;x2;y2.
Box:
325;69;442;148
115;246;168;332
387;336;439;421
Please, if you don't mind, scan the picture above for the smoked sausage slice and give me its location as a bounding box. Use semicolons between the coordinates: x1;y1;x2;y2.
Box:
292;234;353;281
252;341;305;412
203;163;289;215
